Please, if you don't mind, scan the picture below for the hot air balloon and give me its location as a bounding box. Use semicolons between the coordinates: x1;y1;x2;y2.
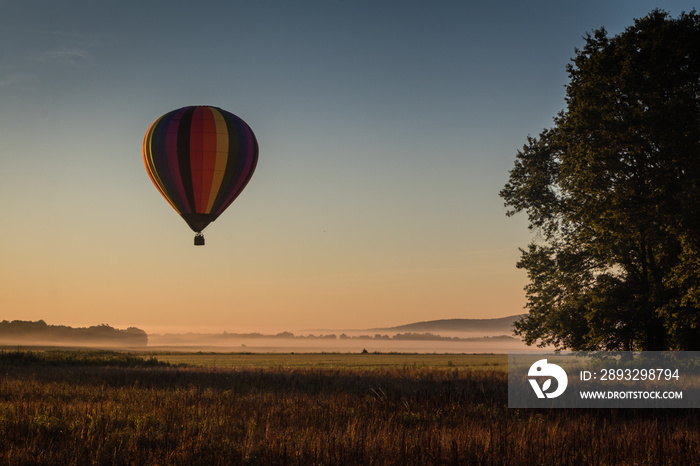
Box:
143;106;258;245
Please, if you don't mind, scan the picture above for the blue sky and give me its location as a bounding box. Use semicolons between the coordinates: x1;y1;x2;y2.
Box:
0;1;696;333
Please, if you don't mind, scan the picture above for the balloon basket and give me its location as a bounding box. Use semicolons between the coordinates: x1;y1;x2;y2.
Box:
194;234;205;246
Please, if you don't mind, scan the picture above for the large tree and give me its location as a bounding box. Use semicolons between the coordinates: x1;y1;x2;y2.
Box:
500;10;700;351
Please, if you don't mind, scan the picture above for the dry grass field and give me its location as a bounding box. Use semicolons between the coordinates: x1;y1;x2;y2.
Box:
0;350;697;464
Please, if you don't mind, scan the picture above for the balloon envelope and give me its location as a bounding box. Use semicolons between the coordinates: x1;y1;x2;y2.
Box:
143;106;258;234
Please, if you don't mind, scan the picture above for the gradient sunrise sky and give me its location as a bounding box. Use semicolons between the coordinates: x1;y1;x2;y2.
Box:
1;1;695;334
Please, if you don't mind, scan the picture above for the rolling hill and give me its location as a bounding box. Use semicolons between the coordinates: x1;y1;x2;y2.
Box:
367;314;522;335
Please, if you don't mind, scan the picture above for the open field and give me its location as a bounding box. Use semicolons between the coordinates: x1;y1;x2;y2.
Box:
0;350;698;464
151;352;508;370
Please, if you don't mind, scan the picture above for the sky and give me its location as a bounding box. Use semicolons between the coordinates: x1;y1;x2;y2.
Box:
1;1;696;334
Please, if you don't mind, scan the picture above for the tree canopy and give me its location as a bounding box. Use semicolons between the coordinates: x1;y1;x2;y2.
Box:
500;10;700;351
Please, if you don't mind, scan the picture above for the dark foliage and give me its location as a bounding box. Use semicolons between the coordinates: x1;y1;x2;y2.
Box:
501;10;700;350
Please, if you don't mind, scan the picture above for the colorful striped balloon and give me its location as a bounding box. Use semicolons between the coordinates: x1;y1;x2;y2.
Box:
143;106;258;243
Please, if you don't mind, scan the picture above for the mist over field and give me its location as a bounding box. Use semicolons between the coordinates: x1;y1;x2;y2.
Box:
145;334;530;353
144;315;529;353
1;316;533;353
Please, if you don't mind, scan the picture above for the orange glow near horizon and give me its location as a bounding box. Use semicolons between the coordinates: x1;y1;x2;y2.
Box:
0;220;528;334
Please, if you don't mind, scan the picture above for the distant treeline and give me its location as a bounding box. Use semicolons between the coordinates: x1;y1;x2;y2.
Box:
157;331;515;342
341;333;515;342
0;320;148;347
